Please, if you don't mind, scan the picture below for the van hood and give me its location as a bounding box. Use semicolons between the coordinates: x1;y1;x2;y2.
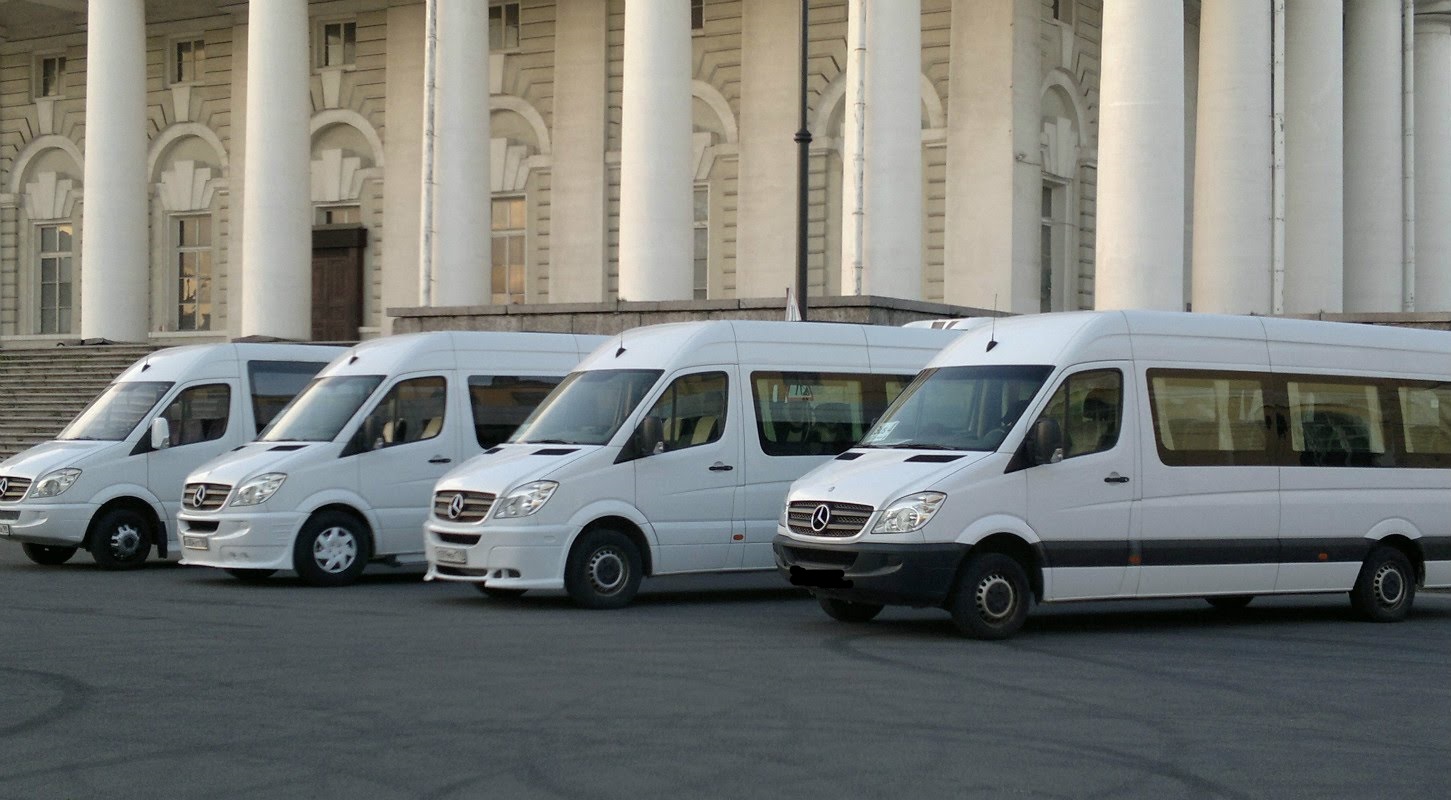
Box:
788;448;993;508
0;440;123;479
437;443;603;494
187;441;325;485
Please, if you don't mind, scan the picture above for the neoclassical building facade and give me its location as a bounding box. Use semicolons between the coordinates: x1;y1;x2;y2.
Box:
0;0;1446;344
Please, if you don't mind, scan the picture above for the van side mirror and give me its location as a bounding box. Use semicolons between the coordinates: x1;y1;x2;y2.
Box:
150;417;171;451
1027;417;1063;466
618;416;666;463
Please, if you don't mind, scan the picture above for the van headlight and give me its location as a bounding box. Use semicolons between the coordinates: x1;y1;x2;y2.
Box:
30;468;81;499
871;492;946;534
494;481;558;518
231;473;287;507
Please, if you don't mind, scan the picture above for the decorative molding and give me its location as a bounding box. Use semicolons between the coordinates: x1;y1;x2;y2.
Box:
319;66;345;109
310;108;385;167
490;137;535;193
147;122;229;180
35;97;56;136
692;80;739;144
1041;68;1092;148
692;131;716;181
157;160;217;212
489;52;505;95
170;84;194;123
23;171;79;221
7;135;83;195
490;94;551;154
312;148;366;202
919;75;945;130
811;71;941;140
1041;117;1077;179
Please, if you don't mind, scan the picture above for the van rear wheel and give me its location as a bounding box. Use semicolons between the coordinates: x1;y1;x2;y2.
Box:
1350;546;1416;623
88;507;153;570
564;529;642;609
22;543;77;566
816;595;884;623
949;552;1031;640
1205;595;1254;611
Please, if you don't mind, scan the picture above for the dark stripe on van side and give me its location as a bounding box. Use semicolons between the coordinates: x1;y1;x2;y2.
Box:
1139;539;1280;566
1278;539;1372;564
1040;541;1131;569
1041;538;1396;568
1421;537;1451;561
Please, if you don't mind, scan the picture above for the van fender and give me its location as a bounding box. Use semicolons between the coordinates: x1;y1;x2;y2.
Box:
295;488;384;551
951;514;1046;599
562;499;660;573
87;483;169;548
952;514;1042;549
1365;518;1429;578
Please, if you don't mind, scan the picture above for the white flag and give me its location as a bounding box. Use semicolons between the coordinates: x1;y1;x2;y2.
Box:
785;287;802;321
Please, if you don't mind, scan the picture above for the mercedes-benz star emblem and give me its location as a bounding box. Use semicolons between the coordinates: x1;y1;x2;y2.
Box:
447;493;467;520
0;477;9;497
810;504;832;533
191;485;207;508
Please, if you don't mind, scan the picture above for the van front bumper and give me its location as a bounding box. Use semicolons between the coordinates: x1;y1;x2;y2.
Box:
773;534;967;608
0;501;96;547
176;509;304;571
424;520;572;590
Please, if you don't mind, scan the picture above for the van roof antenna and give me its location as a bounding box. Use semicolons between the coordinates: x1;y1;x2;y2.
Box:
986;294;999;352
615;329;627;358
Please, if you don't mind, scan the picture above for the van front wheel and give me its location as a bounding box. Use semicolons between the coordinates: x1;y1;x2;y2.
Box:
1350;546;1416;623
22;543;77;566
564;529;642;609
293;511;369;587
88;508;153;570
949;553;1031;640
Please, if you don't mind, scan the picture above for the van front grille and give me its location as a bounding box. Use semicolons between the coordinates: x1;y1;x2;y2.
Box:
787;501;875;537
0;476;32;502
432;491;496;523
183;483;231;512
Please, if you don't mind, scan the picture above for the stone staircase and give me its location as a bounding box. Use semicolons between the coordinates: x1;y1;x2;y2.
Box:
0;344;160;461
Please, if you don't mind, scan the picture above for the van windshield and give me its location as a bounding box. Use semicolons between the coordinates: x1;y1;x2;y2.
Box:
860;365;1053;452
57;381;174;441
510;369;663;446
261;375;384;442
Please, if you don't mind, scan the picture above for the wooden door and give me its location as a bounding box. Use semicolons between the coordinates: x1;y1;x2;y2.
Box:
311;227;365;342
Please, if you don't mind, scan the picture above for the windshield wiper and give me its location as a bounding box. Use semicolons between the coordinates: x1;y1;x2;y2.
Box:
882;442;959;451
526;439;585;445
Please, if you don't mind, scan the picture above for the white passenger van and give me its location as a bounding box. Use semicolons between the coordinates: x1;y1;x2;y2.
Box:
176;331;604;586
775;311;1451;639
423;320;962;607
0;343;343;569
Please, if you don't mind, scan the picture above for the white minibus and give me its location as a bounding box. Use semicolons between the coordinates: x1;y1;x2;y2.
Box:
774;311;1451;638
423;320;963;607
0;343;343;568
176;331;604;586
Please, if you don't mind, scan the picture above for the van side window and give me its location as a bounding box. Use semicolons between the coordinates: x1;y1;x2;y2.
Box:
751;372;911;456
248;360;329;434
1148;370;1270;466
642;372;728;452
357;376;447;452
1287;379;1386;467
469;374;563;447
1035;369;1122;459
1398;384;1451;467
159;383;231;447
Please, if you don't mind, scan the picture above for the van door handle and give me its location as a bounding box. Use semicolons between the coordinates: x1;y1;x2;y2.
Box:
428;456;452;464
1104;473;1129;484
709;462;734;472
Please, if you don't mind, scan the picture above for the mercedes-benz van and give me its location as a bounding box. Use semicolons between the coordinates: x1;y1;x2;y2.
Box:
176;331;604;586
774;311;1451;638
423;320;963;607
0;343;343;568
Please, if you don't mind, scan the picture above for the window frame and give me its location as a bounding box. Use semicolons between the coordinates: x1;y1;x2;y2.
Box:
316;19;359;69
1033;368;1124;462
169;36;207;86
468;373;565;448
247;360;330;435
693;184;710;300
490;195;527;304
157;383;232;448
352;375;449;453
639;370;731;455
1146;368;1276;468
751;371;914;458
489;1;522;51
691;0;706;33
172;214;214;332
37;222;75;335
35;53;67;99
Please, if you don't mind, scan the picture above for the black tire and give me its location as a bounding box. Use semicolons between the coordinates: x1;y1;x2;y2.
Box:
1350;545;1416;623
292;510;370;587
88;507;153;570
225;568;278;584
564;529;643;609
949;552;1031;640
1205;595;1254;611
816;595;884;623
473;584;527;599
21;542;78;566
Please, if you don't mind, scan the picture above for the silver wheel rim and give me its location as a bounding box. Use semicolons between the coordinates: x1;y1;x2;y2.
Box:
110;523;143;559
313;527;358;574
1372;563;1406;607
587;547;627;595
976;573;1016;621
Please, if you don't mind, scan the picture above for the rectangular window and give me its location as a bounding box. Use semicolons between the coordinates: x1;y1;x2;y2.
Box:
1036;369;1123;460
174;215;214;331
752;372;912;457
248;361;331;434
643;371;729;452
694;186;710;300
317;206;362;225
321;21;357;67
173;38;205;84
691;0;706;31
491;197;526;304
38;55;66;98
490;2;521;50
1148;369;1272;466
469;374;564;448
1288;379;1386;467
1040;186;1053;313
359;376;447;451
38;223;74;335
1399;384;1451;464
158;383;232;447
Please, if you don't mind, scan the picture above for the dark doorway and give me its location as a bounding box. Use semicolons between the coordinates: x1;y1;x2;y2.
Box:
311;226;366;342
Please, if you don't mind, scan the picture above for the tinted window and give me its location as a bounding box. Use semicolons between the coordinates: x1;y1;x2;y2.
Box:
639;372;729;453
751;371;911;456
861;365;1053;452
158;383;231;447
58;381;172;441
248;360;329;434
469;374;564;448
1398;384;1451;467
1288;379;1386;467
1035;369;1123;460
356;376;447;452
262;375;383;443
1148;370;1272;466
510;370;663;446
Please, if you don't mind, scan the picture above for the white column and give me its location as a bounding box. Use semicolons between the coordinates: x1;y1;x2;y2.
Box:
618;0;693;301
1094;0;1185;311
1415;16;1451;310
1344;0;1404;312
80;0;148;342
735;0;799;299
381;4;425;333
549;0;608;303
241;0;313;339
1283;0;1344;313
840;0;923;299
1191;0;1273;315
429;1;490;305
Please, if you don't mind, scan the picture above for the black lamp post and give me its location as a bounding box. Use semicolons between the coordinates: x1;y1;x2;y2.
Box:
794;0;811;321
